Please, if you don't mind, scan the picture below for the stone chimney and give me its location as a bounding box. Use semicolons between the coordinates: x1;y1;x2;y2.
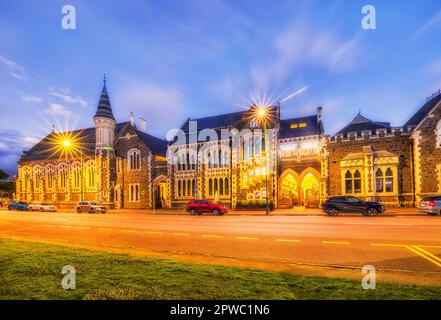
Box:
138;118;147;132
317;106;323;123
129;112;135;126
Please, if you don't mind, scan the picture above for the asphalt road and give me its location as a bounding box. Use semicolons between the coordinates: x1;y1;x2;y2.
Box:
1;209;441;285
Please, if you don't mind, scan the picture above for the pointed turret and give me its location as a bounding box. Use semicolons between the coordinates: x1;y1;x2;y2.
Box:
94;75;115;120
94;75;116;150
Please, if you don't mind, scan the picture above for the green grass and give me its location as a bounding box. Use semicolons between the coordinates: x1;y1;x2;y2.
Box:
0;238;440;300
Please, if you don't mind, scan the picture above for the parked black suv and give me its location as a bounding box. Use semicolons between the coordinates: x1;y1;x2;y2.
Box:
322;196;385;216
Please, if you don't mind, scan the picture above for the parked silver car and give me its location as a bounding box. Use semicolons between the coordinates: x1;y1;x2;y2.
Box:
420;196;441;216
28;203;57;212
76;201;107;214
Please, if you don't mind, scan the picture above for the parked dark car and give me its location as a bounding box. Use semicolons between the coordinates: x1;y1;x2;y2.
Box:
186;200;228;216
322;196;385;216
8;201;29;211
420;196;441;216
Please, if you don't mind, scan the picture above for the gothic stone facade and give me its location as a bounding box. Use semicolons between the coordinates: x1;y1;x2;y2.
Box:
16;82;441;209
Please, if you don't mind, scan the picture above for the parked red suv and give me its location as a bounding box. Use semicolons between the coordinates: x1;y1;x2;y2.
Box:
186;200;228;216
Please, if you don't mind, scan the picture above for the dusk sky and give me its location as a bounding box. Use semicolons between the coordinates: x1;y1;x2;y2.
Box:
1;0;441;173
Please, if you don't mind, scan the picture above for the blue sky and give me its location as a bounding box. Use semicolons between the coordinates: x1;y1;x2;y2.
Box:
0;0;441;173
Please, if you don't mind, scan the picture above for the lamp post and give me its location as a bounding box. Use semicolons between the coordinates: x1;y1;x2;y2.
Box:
255;106;271;215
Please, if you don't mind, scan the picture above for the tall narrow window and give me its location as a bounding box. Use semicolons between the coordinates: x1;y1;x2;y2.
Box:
183;179;187;196
243;141;248;161
187;180;191;196
225;178;229;195
262;137;266;152
214;178;218;194
178;180;181;197
208;152;212;168
224;151;229;167
345;170;352;194
354;170;361;193
128;149;141;170
248;137;253;159
385;168;393;192
192;179;196;197
376;169;383;192
255;137;260;155
209;179;213;196
219;179;224;196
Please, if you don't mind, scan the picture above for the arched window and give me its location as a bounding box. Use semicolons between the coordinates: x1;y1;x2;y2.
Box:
183;179;187;196
209;179;213;196
385;168;393;192
225;178;229;195
46;165;55;190
135;185;139;201
33;166;42;191
187;180;191;196
214;178;218;195
345;170;352;194
59;164;68;189
255;137;260;155
71;163;81;190
85;161;96;188
262;137;266;152
115;188;119;202
248;137;253;159
354;170;361;194
243;140;248;161
224;151;229;167
178;180;182;197
219;179;224;195
128;149;141;170
191;155;196;170
376;169;383;192
192;179;196;197
218;149;222;167
208;152;212;168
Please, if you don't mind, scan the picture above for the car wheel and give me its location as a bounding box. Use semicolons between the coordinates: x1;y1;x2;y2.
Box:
189;209;197;216
212;209;220;216
326;208;338;216
367;207;378;216
89;208;95;214
77;208;82;213
8;207;12;211
40;208;44;212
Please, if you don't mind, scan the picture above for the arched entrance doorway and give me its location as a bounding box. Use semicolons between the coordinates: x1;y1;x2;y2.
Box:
279;169;300;208
153;175;169;209
300;171;320;208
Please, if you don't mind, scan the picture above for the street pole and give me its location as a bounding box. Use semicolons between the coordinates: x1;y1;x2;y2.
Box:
80;148;83;202
263;122;269;215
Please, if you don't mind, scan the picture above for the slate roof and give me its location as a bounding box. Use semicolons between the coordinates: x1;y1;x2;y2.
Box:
403;91;441;130
94;82;115;120
279;115;323;139
180;111;247;133
335;114;391;136
134;129;168;156
19;122;129;162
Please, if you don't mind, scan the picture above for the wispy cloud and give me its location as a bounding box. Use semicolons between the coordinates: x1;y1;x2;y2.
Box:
0;129;40;173
410;9;441;41
21;94;43;103
44;103;73;118
48;87;89;109
0;54;29;82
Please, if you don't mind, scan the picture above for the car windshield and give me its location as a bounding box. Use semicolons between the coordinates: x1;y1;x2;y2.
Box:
422;196;441;201
347;197;360;202
90;202;97;205
41;203;49;205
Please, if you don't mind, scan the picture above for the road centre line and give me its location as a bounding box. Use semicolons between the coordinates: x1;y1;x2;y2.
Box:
322;241;350;245
173;232;191;236
145;231;163;234
98;228;112;231
59;226;72;229
121;229;136;233
344;223;414;226
276;239;301;243
201;234;224;238
236;236;258;240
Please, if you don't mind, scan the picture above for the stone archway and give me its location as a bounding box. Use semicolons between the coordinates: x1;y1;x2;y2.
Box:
299;168;320;208
278;169;301;208
153;175;169;209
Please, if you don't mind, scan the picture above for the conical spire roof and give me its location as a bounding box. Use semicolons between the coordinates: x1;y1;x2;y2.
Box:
94;75;115;120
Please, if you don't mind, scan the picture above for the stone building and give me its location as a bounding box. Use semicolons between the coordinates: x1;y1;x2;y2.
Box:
16;80;441;209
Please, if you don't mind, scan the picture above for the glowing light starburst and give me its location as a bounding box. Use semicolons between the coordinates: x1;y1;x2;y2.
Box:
45;129;87;160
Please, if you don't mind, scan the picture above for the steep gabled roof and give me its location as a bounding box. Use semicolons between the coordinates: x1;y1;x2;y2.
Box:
19;122;128;162
180;111;247;133
279;115;323;139
134;129;167;156
404;91;441;130
335;113;391;136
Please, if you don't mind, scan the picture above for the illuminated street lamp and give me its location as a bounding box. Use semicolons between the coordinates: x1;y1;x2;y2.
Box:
254;105;271;215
